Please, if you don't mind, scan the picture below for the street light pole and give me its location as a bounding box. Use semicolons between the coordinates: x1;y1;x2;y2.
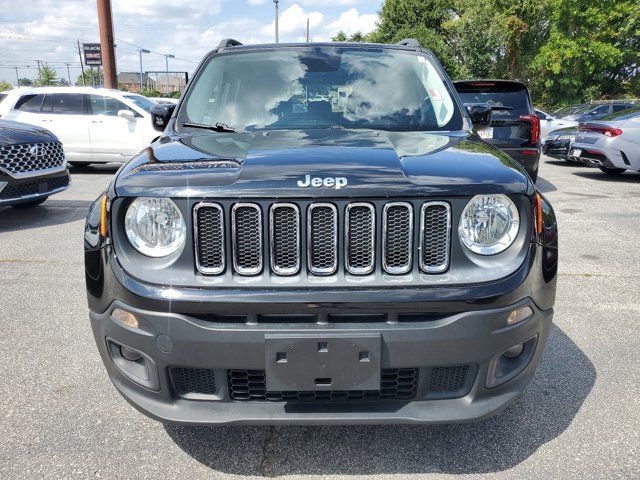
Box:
138;48;150;93
273;0;279;43
163;54;175;96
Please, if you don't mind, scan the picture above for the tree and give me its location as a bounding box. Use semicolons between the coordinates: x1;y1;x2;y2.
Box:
0;80;12;92
332;31;365;42
35;64;58;86
18;78;33;86
530;0;640;106
76;69;102;87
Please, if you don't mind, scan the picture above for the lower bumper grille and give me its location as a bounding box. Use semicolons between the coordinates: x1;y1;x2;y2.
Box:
0;175;69;200
228;368;419;402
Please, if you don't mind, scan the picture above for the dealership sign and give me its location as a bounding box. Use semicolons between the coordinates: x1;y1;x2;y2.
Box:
83;43;102;66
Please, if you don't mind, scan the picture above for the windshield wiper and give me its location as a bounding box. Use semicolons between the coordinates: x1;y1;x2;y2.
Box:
181;122;239;133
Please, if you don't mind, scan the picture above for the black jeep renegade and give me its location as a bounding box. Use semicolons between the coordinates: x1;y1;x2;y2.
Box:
84;39;558;425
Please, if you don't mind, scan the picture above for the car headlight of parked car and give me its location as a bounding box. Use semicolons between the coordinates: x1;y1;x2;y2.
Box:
125;197;186;257
459;194;520;255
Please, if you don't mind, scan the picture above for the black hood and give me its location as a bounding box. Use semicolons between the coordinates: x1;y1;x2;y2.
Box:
115;129;530;198
0;119;57;145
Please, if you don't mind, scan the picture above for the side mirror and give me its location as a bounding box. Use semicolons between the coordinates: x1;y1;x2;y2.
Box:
151;104;176;132
117;109;136;121
464;103;492;129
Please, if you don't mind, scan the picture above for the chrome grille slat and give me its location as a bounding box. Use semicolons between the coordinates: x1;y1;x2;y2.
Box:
0;141;66;177
232;203;263;275
382;202;413;274
307;203;338;275
420;202;451;273
270;203;301;276
345;203;375;275
194;203;225;275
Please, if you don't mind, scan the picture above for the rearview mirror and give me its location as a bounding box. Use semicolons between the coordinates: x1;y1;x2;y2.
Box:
151;104;176;132
117;109;135;121
464;103;492;129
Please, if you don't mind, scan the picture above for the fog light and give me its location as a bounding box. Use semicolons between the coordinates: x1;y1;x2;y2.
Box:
111;308;138;328
120;346;142;361
503;343;524;358
507;306;533;325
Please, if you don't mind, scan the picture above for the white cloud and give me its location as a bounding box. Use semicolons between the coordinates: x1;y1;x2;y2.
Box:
298;0;366;5
323;8;378;38
261;4;323;41
247;0;267;4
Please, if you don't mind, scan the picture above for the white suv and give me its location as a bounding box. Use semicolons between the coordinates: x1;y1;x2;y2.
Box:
1;87;158;165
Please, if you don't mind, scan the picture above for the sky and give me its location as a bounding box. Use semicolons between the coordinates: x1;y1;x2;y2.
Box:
0;0;382;84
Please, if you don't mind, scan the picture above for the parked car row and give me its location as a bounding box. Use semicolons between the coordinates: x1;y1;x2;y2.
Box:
0;87;158;166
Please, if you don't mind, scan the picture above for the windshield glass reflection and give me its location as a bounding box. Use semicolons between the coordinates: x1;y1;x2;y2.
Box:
180;47;462;132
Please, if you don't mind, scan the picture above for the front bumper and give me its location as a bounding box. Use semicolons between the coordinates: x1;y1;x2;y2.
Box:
0;170;70;205
87;241;556;425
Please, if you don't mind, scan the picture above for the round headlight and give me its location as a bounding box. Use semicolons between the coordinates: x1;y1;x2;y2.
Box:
459;194;520;255
125;197;186;257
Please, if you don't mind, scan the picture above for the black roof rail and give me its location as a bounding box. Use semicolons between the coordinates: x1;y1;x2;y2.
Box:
396;38;421;49
217;39;243;52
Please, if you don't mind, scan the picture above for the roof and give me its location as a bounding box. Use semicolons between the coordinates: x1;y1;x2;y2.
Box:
452;79;527;87
118;72;146;84
1;86;132;95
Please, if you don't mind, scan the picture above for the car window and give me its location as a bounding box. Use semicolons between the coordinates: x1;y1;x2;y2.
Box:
14;94;46;113
455;83;530;117
601;106;640;121
42;94;85;115
123;95;154;113
89;95;138;116
535;109;548;120
590;105;609;115
180;47;462;132
0;93;7;103
612;104;630;112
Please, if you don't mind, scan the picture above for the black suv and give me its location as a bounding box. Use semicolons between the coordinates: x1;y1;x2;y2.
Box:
0;119;70;207
85;40;557;425
454;80;541;182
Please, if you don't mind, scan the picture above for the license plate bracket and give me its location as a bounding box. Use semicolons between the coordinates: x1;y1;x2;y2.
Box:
264;334;381;392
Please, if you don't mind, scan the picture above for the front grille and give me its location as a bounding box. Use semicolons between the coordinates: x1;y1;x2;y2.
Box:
194;203;225;274
194;200;451;277
228;368;419;402
172;367;217;395
270;203;300;275
420;202;451;273
383;202;413;274
345;203;375;274
0;175;69;200
308;203;338;275
0;141;66;176
232;204;263;275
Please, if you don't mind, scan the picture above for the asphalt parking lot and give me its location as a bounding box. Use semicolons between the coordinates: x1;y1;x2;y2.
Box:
0;158;639;479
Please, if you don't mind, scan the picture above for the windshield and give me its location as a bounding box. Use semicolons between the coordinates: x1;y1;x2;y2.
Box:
178;47;462;132
124;94;155;113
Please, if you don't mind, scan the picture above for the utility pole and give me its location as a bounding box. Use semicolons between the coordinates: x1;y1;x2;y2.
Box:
273;0;279;43
97;0;117;88
163;53;175;96
14;67;19;86
77;40;86;86
35;60;42;77
306;18;310;42
138;48;150;93
65;63;72;85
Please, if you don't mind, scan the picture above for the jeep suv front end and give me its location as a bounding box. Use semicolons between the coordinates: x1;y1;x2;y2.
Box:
84;41;558;425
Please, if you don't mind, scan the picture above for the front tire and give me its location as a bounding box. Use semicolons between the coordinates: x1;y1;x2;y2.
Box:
12;197;48;208
598;167;626;175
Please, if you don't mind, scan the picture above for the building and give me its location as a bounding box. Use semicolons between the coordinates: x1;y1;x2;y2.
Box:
117;72;156;93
